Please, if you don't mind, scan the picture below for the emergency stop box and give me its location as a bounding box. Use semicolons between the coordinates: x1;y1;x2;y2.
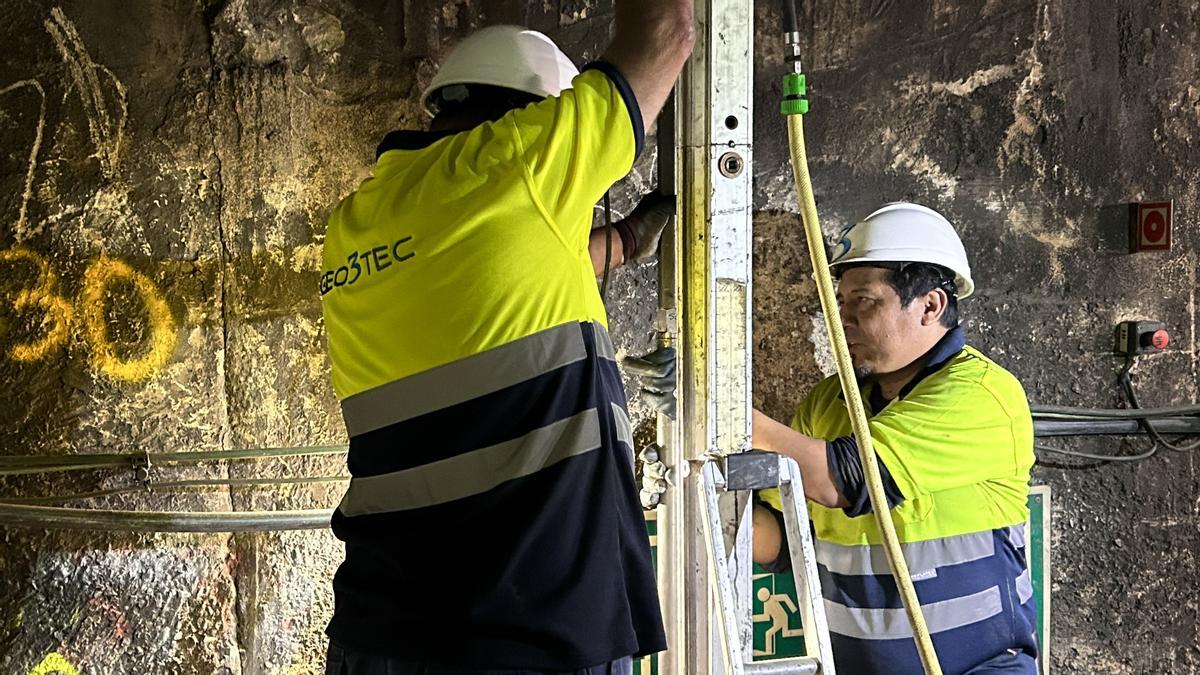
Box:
1115;320;1170;355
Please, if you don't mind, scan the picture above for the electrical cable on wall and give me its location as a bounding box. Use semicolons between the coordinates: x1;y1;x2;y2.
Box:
1118;359;1200;452
0;447;348;532
1034;354;1200;462
1031;404;1200;419
2;475;349;506
0;445;346;476
0;502;332;532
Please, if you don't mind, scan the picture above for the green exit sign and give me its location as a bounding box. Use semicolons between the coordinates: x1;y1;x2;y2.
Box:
635;486;1051;673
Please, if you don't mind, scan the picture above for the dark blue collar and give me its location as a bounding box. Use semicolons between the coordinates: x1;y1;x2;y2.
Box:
375;129;457;159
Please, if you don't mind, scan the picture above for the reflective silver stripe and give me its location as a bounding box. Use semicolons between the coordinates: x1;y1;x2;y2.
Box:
1007;523;1027;549
341;323;586;436
594;323;617;363
612;403;634;449
824;586;1003;640
611;403;634;467
1016;567;1033;605
338;408;602;516
817;529;997;578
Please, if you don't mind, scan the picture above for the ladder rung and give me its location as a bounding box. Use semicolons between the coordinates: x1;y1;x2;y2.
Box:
743;657;821;675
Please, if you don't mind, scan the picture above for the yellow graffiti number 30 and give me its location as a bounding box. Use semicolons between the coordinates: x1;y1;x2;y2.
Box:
1;249;177;382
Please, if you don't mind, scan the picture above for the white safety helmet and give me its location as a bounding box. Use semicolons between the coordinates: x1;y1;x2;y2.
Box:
829;202;975;299
421;25;580;117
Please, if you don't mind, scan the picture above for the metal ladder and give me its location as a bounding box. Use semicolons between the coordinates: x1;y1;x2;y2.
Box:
649;0;839;670
700;453;836;674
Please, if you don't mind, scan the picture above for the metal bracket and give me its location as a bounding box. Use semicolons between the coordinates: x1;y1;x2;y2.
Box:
722;450;780;491
131;450;153;491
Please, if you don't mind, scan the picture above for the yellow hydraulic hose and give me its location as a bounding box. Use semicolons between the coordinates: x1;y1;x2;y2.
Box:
782;75;945;674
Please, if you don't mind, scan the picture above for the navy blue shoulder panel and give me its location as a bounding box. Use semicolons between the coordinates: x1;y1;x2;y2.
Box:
582;61;645;158
375;129;456;159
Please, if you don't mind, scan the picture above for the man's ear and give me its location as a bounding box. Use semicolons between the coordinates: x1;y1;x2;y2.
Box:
920;288;949;326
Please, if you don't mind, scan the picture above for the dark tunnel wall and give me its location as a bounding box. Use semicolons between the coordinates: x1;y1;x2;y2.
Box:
0;1;1196;673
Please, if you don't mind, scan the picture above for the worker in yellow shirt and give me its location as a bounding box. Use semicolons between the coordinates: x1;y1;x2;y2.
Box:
751;203;1039;674
632;201;1038;674
319;3;694;674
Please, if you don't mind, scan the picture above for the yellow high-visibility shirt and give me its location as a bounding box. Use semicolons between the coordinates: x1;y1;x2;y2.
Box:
321;67;638;400
762;344;1034;543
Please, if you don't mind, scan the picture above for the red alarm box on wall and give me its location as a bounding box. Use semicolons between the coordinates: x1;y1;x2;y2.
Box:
1129;201;1172;253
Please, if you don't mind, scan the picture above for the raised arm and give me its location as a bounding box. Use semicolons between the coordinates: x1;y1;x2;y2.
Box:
602;0;696;131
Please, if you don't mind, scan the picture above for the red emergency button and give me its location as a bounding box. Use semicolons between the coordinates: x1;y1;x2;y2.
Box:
1117;320;1170;355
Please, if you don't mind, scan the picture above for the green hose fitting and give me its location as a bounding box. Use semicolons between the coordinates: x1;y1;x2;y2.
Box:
781;73;809;115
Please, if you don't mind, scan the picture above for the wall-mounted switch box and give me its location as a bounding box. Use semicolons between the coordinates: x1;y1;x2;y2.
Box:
1116;320;1170;355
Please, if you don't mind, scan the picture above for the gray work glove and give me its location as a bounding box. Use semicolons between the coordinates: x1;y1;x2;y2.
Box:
622;346;677;420
638;444;671;509
614;193;676;263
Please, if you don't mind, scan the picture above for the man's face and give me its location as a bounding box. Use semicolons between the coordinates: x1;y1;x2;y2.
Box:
836;266;928;378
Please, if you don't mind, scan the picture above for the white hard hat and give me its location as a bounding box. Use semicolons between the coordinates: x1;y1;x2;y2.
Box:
829;202;975;299
421;25;580;117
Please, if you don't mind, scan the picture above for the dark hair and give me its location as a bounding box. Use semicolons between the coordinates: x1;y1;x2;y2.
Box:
836;262;960;328
429;84;543;130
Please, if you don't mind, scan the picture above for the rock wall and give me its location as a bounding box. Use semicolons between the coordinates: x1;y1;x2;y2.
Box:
0;1;1196;672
